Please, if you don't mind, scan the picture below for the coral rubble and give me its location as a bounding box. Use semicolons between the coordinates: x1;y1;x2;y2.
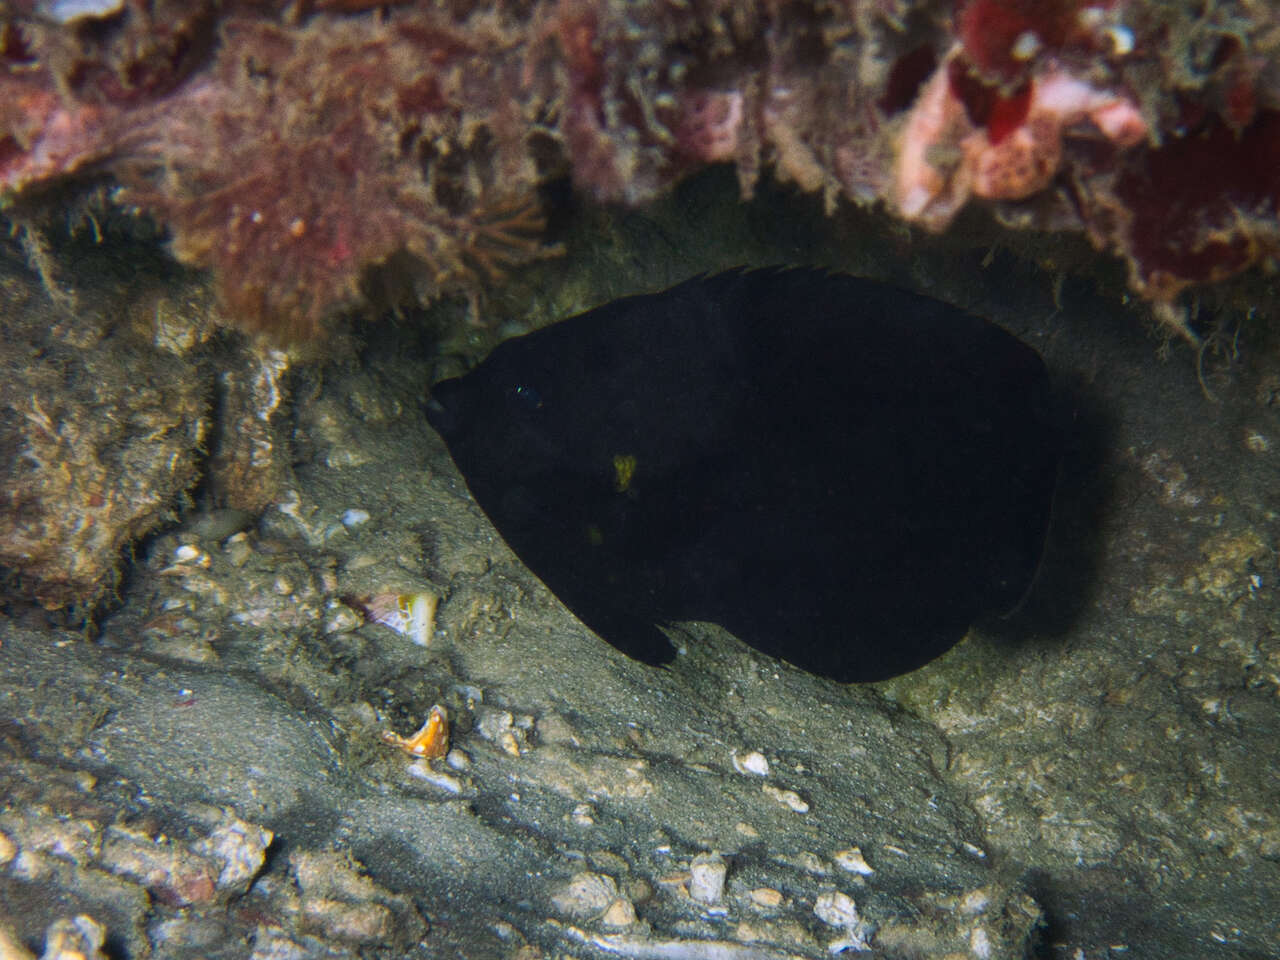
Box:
3;1;1280;338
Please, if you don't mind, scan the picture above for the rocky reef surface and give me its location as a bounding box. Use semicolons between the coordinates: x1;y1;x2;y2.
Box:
0;164;1277;958
4;1;1280;344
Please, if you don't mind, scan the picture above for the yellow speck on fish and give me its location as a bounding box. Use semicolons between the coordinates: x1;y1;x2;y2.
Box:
612;453;637;493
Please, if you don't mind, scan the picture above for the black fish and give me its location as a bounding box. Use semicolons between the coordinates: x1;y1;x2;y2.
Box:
427;268;1059;682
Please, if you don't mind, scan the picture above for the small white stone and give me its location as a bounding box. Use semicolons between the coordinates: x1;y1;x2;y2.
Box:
601;897;637;928
476;709;516;742
173;544;202;564
834;847;874;876
368;592;438;647
789;851;829;876
1244;430;1270;453
970;925;993;959
197;815;273;891
552;871;618;918
763;783;810;813
406;762;462;794
323;602;362;635
37;914;107;960
959;887;992;915
341;508;371;528
749;887;783;909
814;890;859;928
732;750;770;777
688;853;727;904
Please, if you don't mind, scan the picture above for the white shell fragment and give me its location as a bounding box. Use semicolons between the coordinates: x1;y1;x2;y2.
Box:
365;592;438;646
834;847;875;876
814;889;873;953
173;544;203;564
960;841;988;859
814;890;860;928
406;761;463;794
731;750;770;777
688;852;727;905
763;783;810;813
340;508;371;528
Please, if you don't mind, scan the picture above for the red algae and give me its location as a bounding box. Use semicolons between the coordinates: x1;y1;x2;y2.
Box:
2;0;1280;339
1100;110;1280;302
956;0;1111;84
1;5;551;342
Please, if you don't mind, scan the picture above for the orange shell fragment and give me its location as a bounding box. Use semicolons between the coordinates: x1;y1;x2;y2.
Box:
381;705;449;759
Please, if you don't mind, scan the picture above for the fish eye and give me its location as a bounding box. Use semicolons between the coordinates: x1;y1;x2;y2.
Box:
509;383;544;411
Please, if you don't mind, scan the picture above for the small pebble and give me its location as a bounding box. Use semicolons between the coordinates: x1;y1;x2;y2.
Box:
37;914;108;960
834;847;874;876
958;888;992;915
688;852;726;904
552;872;618;918
601;897;637;928
406;762;463;794
970;926;993;959
732;750;770;777
173;544;203;564
763;783;810;813
323;602;362;635
341;508;371;528
749;887;783;909
814;890;859;928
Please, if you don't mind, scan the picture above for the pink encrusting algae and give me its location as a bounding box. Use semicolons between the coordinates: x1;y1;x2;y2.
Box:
2;0;1280;341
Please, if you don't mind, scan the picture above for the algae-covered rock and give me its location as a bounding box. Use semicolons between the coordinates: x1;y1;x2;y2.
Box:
0;247;209;611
